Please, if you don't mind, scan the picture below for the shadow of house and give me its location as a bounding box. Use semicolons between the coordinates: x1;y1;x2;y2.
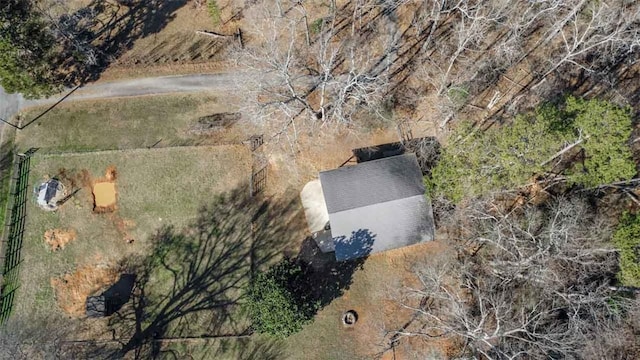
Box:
296;229;375;310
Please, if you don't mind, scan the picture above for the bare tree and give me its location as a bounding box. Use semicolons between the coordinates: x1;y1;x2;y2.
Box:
238;0;640;139
238;1;394;146
540;0;640;79
390;197;633;359
36;0;103;67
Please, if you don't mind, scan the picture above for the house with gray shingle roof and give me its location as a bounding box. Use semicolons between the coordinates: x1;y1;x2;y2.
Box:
301;153;435;261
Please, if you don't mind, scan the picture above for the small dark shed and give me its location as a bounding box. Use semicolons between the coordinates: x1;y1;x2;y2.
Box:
86;296;107;318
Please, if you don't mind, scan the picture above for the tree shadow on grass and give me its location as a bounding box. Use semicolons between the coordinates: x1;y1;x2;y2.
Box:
88;185;304;359
72;183;373;358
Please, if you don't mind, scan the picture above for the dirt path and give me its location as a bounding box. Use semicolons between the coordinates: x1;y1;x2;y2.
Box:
0;71;255;128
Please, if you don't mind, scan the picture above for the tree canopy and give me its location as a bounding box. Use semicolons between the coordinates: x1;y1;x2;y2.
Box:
0;0;58;97
244;259;318;338
430;96;635;202
565;97;636;187
613;212;640;288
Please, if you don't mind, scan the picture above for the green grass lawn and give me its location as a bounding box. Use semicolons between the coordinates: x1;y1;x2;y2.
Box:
12;143;422;358
157;336;286;359
15;94;245;152
15;145;251;322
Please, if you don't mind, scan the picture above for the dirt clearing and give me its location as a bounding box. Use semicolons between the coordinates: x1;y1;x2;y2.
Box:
286;241;455;359
51;262;119;317
93;182;116;209
44;228;77;251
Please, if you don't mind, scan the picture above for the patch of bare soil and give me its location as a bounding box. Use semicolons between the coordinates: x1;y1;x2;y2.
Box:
526;179;551;206
92;166;118;213
93;182;117;211
350;241;457;359
56;168;92;190
51;262;119;317
265;126;400;196
100;1;240;81
44;228;77;251
58;166;136;243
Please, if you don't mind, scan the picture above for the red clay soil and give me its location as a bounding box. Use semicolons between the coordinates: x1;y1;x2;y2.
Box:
92;166;118;213
44;228;77;251
51;263;119;317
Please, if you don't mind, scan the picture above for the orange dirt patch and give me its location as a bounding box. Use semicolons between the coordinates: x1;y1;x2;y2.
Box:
92;181;117;212
93;165;118;211
51;264;119;316
105;165;117;181
44;228;77;251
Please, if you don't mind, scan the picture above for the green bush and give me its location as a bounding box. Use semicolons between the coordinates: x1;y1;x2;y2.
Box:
564;96;635;187
244;259;318;338
310;18;324;35
206;0;221;26
430;107;571;202
447;86;469;109
612;213;640;287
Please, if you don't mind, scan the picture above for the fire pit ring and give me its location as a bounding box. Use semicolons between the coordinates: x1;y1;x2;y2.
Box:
342;310;358;327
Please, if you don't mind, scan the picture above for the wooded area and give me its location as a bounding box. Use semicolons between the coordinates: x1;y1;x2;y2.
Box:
1;0;639;359
238;1;640;357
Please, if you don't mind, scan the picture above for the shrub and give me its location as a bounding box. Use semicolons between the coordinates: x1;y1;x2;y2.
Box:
612;213;640;287
244;259;318;338
206;0;221;26
564;96;635;187
310;18;324;35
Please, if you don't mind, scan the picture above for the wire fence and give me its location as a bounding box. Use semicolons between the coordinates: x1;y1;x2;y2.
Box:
0;148;37;324
250;164;268;197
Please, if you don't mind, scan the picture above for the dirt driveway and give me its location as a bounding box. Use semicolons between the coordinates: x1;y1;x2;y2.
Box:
0;71;257;128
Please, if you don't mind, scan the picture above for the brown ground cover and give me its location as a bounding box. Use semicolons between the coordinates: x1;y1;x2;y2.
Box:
44;228;77;251
50;261;119;317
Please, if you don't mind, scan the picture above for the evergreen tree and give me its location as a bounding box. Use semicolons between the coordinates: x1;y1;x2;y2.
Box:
430;97;635;202
0;0;58;97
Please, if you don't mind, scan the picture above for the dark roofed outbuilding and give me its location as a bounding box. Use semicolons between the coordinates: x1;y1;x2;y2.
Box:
319;153;434;261
86;295;107;318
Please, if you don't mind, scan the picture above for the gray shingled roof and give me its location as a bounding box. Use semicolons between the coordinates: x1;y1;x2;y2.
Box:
319;153;434;261
319;153;425;213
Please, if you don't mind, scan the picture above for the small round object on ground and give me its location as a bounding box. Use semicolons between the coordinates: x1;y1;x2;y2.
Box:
342;310;358;327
